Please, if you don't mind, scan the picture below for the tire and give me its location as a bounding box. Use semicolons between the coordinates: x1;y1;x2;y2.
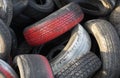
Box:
110;1;120;25
0;59;18;78
12;0;28;17
0;19;12;60
14;54;54;78
53;0;116;16
24;3;84;46
109;2;120;37
0;0;13;26
9;28;17;58
50;24;91;75
55;52;101;78
85;19;120;78
23;0;54;20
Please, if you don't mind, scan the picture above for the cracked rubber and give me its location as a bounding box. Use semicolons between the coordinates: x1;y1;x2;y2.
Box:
12;0;28;17
23;0;54;20
14;54;54;78
0;59;18;78
0;0;13;26
85;19;120;78
24;3;84;46
0;19;12;60
53;0;116;16
55;52;101;78
50;24;91;75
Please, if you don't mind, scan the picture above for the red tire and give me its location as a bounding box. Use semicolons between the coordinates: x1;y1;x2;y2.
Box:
23;2;84;46
14;54;54;78
0;59;18;78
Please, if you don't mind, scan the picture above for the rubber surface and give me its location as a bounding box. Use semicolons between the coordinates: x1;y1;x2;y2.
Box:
0;19;12;60
24;3;84;46
0;59;18;78
55;52;101;78
14;54;54;78
85;19;120;78
53;0;116;16
13;0;28;17
0;0;13;26
23;0;54;20
109;2;120;37
50;24;91;75
9;28;17;58
110;1;120;25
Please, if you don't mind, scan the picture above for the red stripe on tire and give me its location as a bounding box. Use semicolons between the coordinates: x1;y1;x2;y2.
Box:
24;3;84;46
40;55;54;78
0;66;13;78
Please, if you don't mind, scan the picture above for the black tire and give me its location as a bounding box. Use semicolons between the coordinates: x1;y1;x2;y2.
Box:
0;59;18;78
12;0;28;17
109;2;120;37
109;1;120;25
55;52;101;78
14;54;54;78
23;0;54;20
85;19;120;78
53;0;116;16
0;19;12;60
9;28;17;58
50;24;91;75
0;0;13;26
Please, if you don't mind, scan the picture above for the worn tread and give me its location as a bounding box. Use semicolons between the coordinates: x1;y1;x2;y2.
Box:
23;3;84;46
55;52;101;78
85;19;120;78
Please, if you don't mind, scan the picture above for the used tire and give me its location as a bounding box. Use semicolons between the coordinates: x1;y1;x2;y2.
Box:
12;0;28;17
23;0;54;20
50;24;91;75
109;1;120;25
85;19;120;78
24;3;84;46
0;0;13;26
55;52;101;78
14;54;54;78
0;19;12;60
109;2;120;36
9;28;17;58
0;59;18;78
53;0;116;16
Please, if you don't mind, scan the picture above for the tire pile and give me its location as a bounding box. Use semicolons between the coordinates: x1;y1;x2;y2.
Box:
0;0;120;78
